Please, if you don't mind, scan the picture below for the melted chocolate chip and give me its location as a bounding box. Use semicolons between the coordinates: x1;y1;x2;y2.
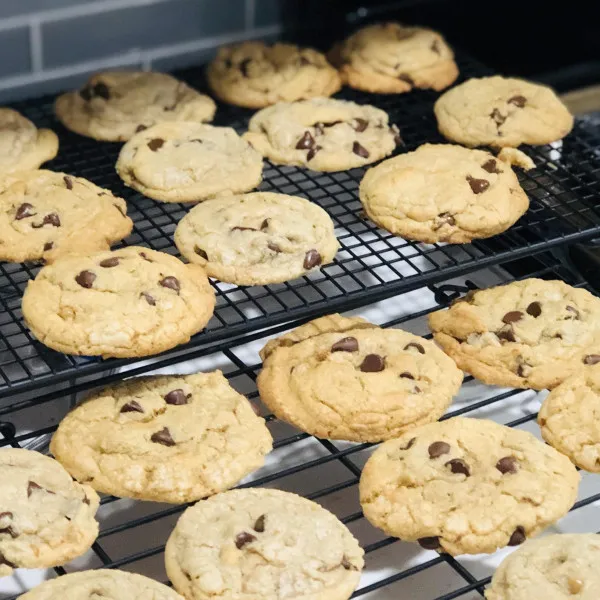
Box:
353;118;369;132
160;276;180;293
27;481;43;497
508;95;527;108
32;213;61;228
113;203;127;218
431;39;441;54
482;159;502;174
418;536;440;550
75;270;96;288
63;175;73;190
79;85;93;101
93;82;110;100
565;305;580;319
390;124;403;146
147;138;164;151
352;141;370;158
400;437;416;450
268;242;281;253
15;203;35;220
490;108;506;127
253;515;266;533
140;292;156;306
496;456;519;474
239;58;252;77
260;218;270;231
398;74;414;86
135;124;148;133
120;400;144;414
502;311;523;324
306;145;321;161
497;328;516;343
164;389;191;405
526;301;542;317
428;441;450;459
434;212;455;229
331;337;359;353
400;372;414;379
508;526;526;546
194;246;208;260
150;427;175;446
445;458;470;476
303;249;321;269
296;131;315;150
235;531;256;549
43;242;54;251
139;252;153;262
99;257;119;268
299;56;311;66
360;354;385;372
404;342;425;354
584;355;600;365
466;175;490;194
0;551;16;568
0;513;17;539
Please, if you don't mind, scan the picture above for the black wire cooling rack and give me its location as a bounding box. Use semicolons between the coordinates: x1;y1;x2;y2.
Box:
1;51;600;399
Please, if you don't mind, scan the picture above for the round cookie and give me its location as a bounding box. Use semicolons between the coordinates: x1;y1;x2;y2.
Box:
428;279;600;390
174;192;339;285
330;22;458;94
0;108;58;172
207;41;341;108
538;362;600;472
359;144;530;243
243;97;401;172
165;488;364;600
22;246;215;358
116;122;263;203
485;534;600;599
18;569;185;600
50;371;272;503
0;448;100;577
434;76;574;148
257;314;463;442
359;417;579;556
0;170;133;263
55;71;216;142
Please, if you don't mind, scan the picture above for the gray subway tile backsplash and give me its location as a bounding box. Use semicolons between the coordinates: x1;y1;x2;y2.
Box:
0;0;98;20
0;27;31;79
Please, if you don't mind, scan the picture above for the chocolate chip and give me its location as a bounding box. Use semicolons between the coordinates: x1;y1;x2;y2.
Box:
0;513;17;539
160;276;180;293
0;552;16;568
431;39;441;54
296;131;315;150
526;301;542;317
147;138;164;151
239;58;252;77
268;242;281;253
428;441;450;459
235;531;256;549
399;74;414;86
15;203;35;220
516;360;531;377
113;203;127;218
75;270;96;288
80;85;93;101
43;242;54;251
303;249;321;269
508;95;527;108
63;175;73;190
496;456;519;474
331;337;358;353
353;118;369;132
139;251;153;262
400;437;416;450
99;257;119;268
253;515;266;533
360;354;385;372
502;311;523;324
390;124;403;146
141;292;156;306
352;141;370;158
306;145;321;161
434;212;455;229
400;372;414;379
260;218;270;231
164;389;191;405
445;458;470;476
94;82;110;100
194;246;208;260
497;328;516;343
151;427;175;446
231;226;257;232
404;342;425;354
342;555;358;570
490;108;506;127
120;401;144;414
482;159;501;174
299;56;311;66
565;305;580;319
508;526;526;546
584;355;600;365
82;496;91;505
135;124;147;133
418;536;440;550
32;213;61;228
27;481;42;497
467;175;490;194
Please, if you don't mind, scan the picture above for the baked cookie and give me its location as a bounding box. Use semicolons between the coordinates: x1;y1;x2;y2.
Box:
330;23;458;94
50;371;272;503
360;417;579;556
538;362;600;472
244;97;401;172
0;448;100;577
257;314;463;442
485;534;600;599
165;488;364;600
22;246;215;358
359;144;530;243
116;122;262;203
174;192;339;285
18;569;185;600
0;108;58;172
55;71;216;142
428;279;600;390
0;170;133;263
434;76;574;148
207;41;341;108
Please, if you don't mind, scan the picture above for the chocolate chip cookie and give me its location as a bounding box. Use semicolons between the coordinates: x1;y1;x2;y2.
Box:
55;71;216;141
22;246;215;358
360;417;579;556
50;371;272;503
174;192;339;286
0;170;133;263
359;144;530;243
165;488;364;600
207;41;341;108
486;534;600;599
435;76;574;148
0;108;58;172
257;314;463;442
428;279;600;390
116;122;263;202
244;97;401;172
0;448;100;577
330;22;458;94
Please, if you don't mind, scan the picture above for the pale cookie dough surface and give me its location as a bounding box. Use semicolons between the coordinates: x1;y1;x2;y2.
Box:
360;417;579;556
55;71;216;142
434;76;574;148
330;22;458;94
428;279;600;390
0;108;58;172
359;144;529;243
22;246;215;358
244;97;400;172
485;534;600;600
0;448;99;577
19;569;185;600
257;314;463;442
207;41;341;108
538;363;600;472
174;192;339;286
165;488;364;600
116;122;263;202
0;170;132;263
50;371;272;503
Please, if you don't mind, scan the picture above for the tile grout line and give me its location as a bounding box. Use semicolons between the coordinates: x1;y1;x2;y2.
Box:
29;18;43;73
245;0;256;31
